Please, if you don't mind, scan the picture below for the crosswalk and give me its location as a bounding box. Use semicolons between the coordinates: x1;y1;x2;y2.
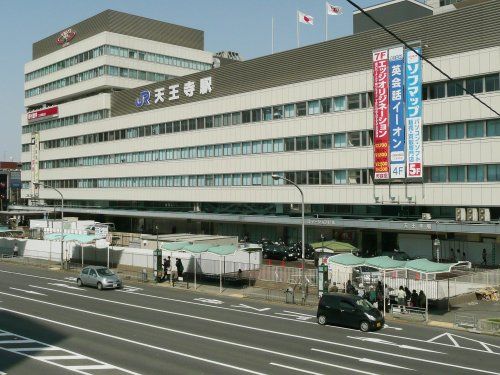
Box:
0;329;139;374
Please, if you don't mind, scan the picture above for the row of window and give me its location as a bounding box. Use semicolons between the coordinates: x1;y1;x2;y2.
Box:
424;119;500;141
426;164;500;183
25;65;174;98
22;110;110;134
25;44;211;82
423;73;499;100
440;0;462;6
25;168;373;190
25;130;373;171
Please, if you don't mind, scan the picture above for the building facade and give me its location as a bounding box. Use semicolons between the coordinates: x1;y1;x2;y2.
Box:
19;2;500;264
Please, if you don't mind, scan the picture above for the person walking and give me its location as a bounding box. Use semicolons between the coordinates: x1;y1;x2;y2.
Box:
450;248;455;262
176;258;184;281
13;242;19;258
397;286;406;306
481;248;487;266
162;257;170;281
418;290;426;308
411;289;419;307
346;280;356;295
462;251;466;261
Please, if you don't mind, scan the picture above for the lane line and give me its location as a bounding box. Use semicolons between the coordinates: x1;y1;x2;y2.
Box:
9;287;46;296
67;365;115;371
13;347;60;352
33;355;87;360
270;362;327;375
0;291;493;375
0;339;35;344
0;270;73;284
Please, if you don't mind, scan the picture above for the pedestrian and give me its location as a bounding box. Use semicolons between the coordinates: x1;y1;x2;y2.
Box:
13;242;19;257
368;286;377;304
375;280;383;296
462;251;466;261
411;289;419;307
481;248;487;266
176;258;184;281
404;287;412;305
418;290;426;308
397;286;406;306
162;257;170;281
346;280;356;295
450;248;455;262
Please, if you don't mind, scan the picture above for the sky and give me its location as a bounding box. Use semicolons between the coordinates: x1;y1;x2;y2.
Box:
0;0;408;161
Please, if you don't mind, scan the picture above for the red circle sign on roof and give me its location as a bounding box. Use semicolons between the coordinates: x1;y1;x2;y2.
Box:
56;28;76;47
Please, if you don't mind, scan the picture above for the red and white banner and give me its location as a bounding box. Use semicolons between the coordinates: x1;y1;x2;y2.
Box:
298;11;314;25
326;3;343;15
27;106;59;123
372;50;390;180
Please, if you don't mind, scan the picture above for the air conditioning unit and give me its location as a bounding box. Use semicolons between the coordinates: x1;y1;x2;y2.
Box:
421;213;432;220
479;208;491;222
466;208;478;222
455;208;466;221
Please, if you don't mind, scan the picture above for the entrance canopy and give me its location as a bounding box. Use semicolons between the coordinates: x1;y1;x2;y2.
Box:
45;233;99;244
311;240;357;253
161;242;239;256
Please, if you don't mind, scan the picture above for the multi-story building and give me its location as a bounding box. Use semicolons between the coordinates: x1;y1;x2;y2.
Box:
19;1;500;264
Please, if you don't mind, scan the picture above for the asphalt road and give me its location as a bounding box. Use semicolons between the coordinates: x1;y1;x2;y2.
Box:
0;262;499;375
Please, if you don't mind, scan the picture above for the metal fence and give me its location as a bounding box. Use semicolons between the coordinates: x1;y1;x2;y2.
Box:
257;264;318;286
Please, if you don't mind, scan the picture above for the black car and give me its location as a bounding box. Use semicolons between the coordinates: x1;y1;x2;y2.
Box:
262;244;298;261
289;242;315;260
316;292;384;332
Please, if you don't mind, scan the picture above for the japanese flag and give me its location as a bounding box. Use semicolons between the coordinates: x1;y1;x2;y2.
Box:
298;11;314;25
326;3;343;15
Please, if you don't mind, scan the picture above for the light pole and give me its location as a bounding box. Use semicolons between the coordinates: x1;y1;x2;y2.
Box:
35;183;64;269
271;174;306;299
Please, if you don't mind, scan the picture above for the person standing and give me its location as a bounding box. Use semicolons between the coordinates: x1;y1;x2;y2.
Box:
162;257;170;281
418;290;426;308
462;251;466;261
481;248;487;266
13;242;19;257
450;248;456;262
176;258;184;281
346;280;356;295
397;286;406;306
411;289;419;307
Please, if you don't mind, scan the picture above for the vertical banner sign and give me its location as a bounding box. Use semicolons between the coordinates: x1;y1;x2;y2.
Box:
388;47;406;179
372;50;390;180
30;132;40;196
405;48;423;179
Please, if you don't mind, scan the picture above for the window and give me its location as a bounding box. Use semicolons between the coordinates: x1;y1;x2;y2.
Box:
273;106;283;120
348;170;361;184
334;133;347;148
296;136;307;151
485;74;499;92
321;170;333;184
308;171;320;185
232;112;241;125
251;109;261;122
223;114;231;126
284;104;295;118
233;174;241;185
360;93;368;108
232;142;242;155
448;123;465;139
467;121;484;138
284;172;296;184
333;96;346;111
296;171;307;185
430;167;447;182
262;173;273;186
262;140;273;153
223;174;232;186
430;83;445;99
321;98;332;113
321;134;332;149
214;115;222;127
308;135;320;150
252;173;262;185
347;132;361;147
467;165;484;182
262;107;272;121
273;139;284;152
242;173;252;186
347;94;360;110
242;110;251;123
430;124;447;141
205;116;213;128
362;130;373;146
449;166;465;182
296;102;307;116
487;164;500;181
334;170;347;184
223;144;232;156
308;100;320;115
252;141;262;154
487;119;500;137
197;117;205;129
285;137;295;151
447;81;463;97
466;77;483;94
242;142;252;155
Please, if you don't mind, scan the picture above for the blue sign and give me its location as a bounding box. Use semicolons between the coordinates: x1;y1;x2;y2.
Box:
135;90;151;108
388;47;405;179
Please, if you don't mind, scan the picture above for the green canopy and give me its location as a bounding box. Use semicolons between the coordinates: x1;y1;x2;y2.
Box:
328;253;365;266
405;259;458;274
45;233;98;244
207;245;238;256
161;242;190;251
365;256;407;270
311;240;357;252
181;243;212;253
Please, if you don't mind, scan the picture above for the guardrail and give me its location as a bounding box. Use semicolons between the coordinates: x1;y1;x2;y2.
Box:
390;304;427;321
454;313;478;330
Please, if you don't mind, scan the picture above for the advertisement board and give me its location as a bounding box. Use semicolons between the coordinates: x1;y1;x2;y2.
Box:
372;50;390;180
30;133;40;196
388;47;406;179
405;48;423;179
27;106;59;123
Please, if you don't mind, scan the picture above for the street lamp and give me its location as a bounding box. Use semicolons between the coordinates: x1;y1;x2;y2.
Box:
35;183;64;269
271;174;306;298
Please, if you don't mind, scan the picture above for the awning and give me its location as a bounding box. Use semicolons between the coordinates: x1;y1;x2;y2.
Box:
181;243;212;253
405;258;459;274
161;242;191;251
328;253;365;266
364;256;407;270
311;240;357;252
44;233;98;244
207;245;238;256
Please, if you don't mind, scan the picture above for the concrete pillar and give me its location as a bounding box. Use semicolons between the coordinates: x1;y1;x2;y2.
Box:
376;231;383;253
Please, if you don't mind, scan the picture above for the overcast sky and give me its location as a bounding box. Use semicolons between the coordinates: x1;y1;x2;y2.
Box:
0;0;402;161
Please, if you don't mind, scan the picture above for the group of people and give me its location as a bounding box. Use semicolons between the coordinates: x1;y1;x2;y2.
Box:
162;256;184;282
396;286;426;308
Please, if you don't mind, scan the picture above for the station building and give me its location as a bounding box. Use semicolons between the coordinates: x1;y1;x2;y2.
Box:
18;1;500;264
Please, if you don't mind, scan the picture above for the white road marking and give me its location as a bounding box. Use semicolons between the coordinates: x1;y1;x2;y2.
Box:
0;340;35;345
0;308;266;375
0;270;73;284
348;336;443;354
270;363;326;375
67;365;116;371
230;304;271;312
193;298;224;305
9;287;46;296
33;355;86;360
64;277;77;282
311;348;414;370
383;323;403;331
119;286;143;293
427;332;500;354
275;311;315;321
47;283;84;291
2;290;495;375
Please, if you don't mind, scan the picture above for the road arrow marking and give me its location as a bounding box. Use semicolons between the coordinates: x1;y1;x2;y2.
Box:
230;304;271;312
383;323;403;331
348;336;443;353
9;288;46;296
47;283;83;291
275;311;315;321
64;277;77;282
193;298;224;305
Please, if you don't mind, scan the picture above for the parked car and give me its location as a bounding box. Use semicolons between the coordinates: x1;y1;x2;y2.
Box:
316;292;384;332
289;242;315;260
262;244;298;261
77;266;122;290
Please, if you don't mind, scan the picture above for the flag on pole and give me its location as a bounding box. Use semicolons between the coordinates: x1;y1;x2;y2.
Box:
298;11;314;25
326;3;343;15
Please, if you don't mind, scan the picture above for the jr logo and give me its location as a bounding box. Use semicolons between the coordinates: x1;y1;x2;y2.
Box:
135;90;151;108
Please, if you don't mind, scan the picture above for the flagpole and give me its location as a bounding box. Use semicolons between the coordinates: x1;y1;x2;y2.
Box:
325;2;328;41
296;11;300;48
272;17;275;54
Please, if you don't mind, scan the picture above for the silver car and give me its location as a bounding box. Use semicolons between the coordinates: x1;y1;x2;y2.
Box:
77;266;122;290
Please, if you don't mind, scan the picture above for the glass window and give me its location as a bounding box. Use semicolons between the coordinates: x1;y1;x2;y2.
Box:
347;132;361;147
206;145;214;157
430;124;447;141
197;117;205;129
232;142;242;155
242;173;252;186
223;114;231;126
252;173;262;185
448;123;465;139
273;139;284;152
334;133;347;148
242;142;252;155
466;77;483;94
214;144;223;157
232;174;241;186
251;109;261;122
334;170;347;184
284;137;295;151
486;119;500;137
308;135;320;150
205;175;214;186
197;146;206;158
284;104;295;118
273;106;283;120
321;98;332;113
308;100;320;115
214;115;222;127
296;136;307;151
467;165;484;182
449;166;465;182
447;81;463;97
262;173;273;186
205;116;213;128
321;170;333;184
252;141;262;154
296;102;307;116
487;164;500;181
262;107;272;121
360;93;368;108
223;174;232;186
242;110;251;123
262;139;273;153
232;112;241;125
467;121;484;138
296;171;307;185
223;144;232;156
348;170;361;184
347;94;360;110
284;172;295;184
333;96;346;111
362;130;374;146
308;171;320;185
430;166;447;182
430;83;445;99
214;174;223;186
485;74;499;92
321;134;332;149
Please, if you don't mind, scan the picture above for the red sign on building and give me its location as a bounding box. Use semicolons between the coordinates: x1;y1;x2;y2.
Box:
27;106;59;123
372;50;390;180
